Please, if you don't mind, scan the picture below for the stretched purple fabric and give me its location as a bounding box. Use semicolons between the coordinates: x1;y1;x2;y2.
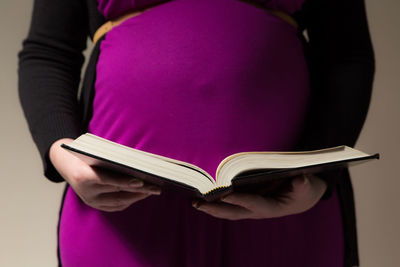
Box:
59;0;344;266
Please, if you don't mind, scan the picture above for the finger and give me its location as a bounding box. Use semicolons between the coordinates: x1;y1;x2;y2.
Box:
292;175;308;190
122;184;162;195
290;175;317;201
220;193;266;211
89;167;162;194
307;174;328;199
97;193;152;212
278;174;323;215
222;193;288;218
94;191;152;207
193;201;252;220
91;167;144;187
93;183;161;195
96;204;131;212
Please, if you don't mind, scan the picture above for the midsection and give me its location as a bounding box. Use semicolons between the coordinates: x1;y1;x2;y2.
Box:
90;0;310;178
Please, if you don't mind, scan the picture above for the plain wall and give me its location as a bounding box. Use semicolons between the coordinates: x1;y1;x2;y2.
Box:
0;0;398;266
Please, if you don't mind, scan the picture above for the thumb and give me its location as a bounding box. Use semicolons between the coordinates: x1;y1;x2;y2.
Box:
221;193;261;210
292;175;308;189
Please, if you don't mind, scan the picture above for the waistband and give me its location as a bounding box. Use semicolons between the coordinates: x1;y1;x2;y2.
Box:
93;2;299;45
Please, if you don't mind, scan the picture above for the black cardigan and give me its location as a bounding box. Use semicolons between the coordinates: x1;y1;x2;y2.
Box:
18;0;375;266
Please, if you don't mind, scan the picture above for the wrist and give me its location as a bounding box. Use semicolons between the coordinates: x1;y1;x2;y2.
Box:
49;138;76;181
49;138;74;162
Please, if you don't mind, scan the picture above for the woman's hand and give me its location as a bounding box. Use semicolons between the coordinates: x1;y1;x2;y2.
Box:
192;174;327;220
49;138;161;212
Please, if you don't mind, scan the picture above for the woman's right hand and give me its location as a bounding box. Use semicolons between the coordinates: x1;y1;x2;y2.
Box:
49;138;161;212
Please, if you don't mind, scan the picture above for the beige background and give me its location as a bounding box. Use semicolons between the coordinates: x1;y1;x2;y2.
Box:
1;0;399;266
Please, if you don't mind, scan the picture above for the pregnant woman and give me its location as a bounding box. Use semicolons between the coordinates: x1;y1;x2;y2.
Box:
18;0;375;266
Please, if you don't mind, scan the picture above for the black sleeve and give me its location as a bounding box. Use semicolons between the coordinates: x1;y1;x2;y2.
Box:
18;0;89;182
296;0;375;199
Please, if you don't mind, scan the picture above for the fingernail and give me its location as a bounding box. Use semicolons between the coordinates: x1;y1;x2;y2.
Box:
192;200;200;209
148;188;161;195
128;179;143;187
303;175;309;185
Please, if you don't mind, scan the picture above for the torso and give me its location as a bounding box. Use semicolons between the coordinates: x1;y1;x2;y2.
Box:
59;1;345;266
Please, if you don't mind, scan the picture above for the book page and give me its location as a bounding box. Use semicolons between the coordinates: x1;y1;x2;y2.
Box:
87;133;215;183
216;146;371;186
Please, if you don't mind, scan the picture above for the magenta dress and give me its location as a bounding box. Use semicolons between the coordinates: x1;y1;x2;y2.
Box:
59;0;344;266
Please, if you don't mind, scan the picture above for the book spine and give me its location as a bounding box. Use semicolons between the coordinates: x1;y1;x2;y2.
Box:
202;186;232;202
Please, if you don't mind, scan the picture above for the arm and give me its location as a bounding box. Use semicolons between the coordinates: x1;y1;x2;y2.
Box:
18;0;161;211
299;0;375;149
297;0;375;199
18;0;88;182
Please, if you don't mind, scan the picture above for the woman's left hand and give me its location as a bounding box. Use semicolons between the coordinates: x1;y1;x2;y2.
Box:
192;174;327;220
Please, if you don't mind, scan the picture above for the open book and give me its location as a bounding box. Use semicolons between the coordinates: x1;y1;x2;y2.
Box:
61;133;379;201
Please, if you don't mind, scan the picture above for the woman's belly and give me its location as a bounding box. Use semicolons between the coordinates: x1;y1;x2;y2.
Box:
89;0;310;178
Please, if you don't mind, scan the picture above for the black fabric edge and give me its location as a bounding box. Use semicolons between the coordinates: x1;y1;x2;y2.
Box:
337;169;359;267
57;183;69;267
